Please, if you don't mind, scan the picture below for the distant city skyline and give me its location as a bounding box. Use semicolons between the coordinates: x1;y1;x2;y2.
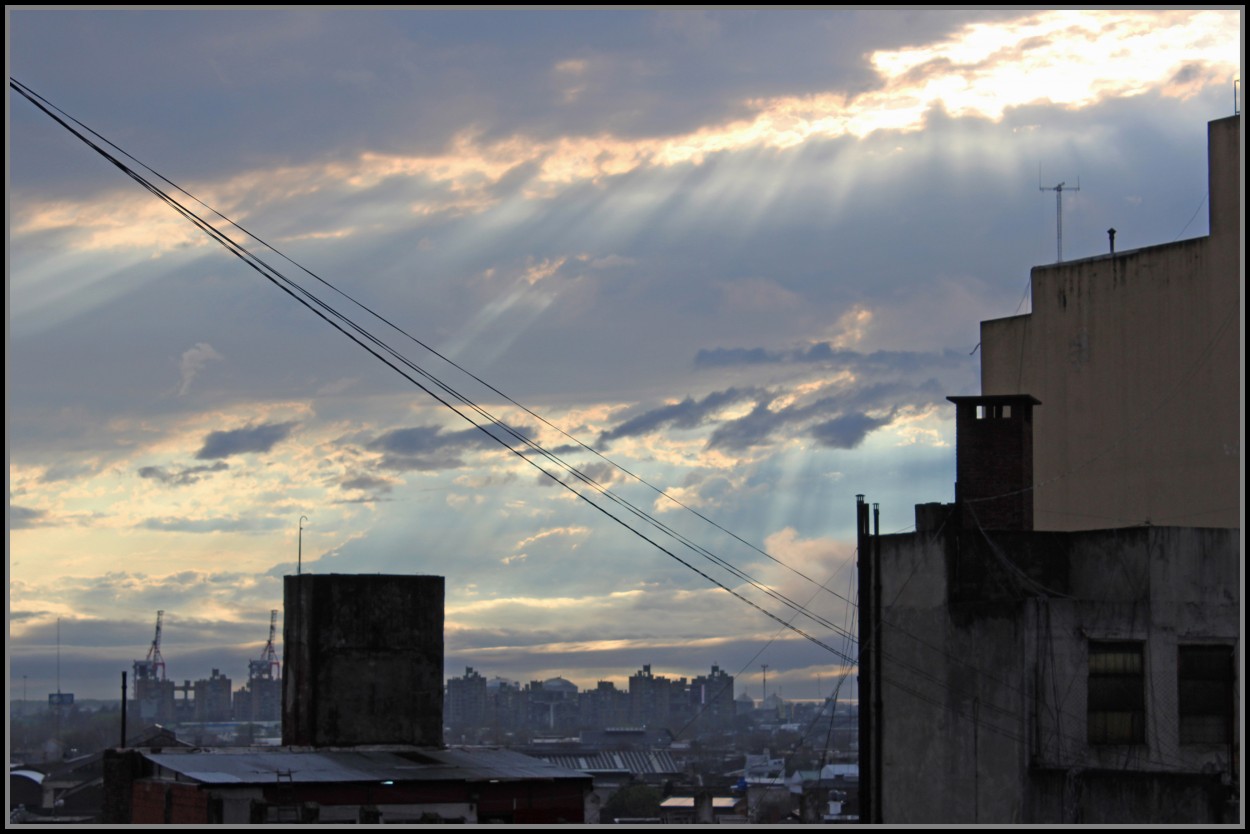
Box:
9;9;1241;700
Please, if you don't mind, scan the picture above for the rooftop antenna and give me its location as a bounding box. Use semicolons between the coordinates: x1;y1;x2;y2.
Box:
1040;170;1080;263
298;515;308;575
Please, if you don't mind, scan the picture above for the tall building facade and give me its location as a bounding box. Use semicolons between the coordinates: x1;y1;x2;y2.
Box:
979;115;1240;531
861;116;1241;824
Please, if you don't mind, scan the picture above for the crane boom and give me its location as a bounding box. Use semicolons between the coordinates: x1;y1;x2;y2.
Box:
250;609;281;680
143;610;166;680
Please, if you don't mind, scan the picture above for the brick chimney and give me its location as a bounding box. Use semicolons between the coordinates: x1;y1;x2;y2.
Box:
947;395;1040;531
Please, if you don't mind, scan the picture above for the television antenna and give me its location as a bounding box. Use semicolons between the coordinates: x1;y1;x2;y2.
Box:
1040;173;1080;263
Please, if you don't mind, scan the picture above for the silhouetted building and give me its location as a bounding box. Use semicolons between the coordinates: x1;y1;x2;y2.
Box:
689;665;736;733
282;573;444;747
193;669;233;723
445;666;488;741
629;664;691;730
105;573;595;823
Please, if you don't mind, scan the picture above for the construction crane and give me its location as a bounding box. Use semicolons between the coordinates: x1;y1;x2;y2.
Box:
134;610;166;681
249;609;281;681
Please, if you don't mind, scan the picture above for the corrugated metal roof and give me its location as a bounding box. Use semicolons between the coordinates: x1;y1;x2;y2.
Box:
529;749;680;776
140;747;591;786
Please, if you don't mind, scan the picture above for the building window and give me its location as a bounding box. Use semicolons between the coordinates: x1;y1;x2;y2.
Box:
975;404;1013;420
1178;645;1233;745
1088;641;1145;744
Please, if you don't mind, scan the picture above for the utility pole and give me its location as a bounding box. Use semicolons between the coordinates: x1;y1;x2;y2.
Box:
121;672;128;748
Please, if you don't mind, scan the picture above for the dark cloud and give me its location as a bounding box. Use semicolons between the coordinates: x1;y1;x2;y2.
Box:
707;380;945;452
39;461;101;482
579;461;621;486
138;515;285;534
809;411;896;449
366;422;531;471
533;459;620;490
704;401;784;452
694;346;775;366
695;342;963;371
598;387;762;445
138;460;229;486
10;505;49;529
195;421;298;460
340;473;396;493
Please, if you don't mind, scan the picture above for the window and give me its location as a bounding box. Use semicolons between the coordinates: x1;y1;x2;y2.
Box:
1088;641;1145;744
1178;645;1234;745
975;404;1013;420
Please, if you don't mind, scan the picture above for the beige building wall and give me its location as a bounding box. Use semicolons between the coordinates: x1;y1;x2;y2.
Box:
980;116;1241;531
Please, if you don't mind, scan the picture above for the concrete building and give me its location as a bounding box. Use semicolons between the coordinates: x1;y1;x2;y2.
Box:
688;664;736;734
104;573;596;823
578;680;631;730
865;498;1238;823
860;115;1241;824
192;669;233;723
104;746;593;824
282;573;444;747
628;664;693;730
979;115;1240;531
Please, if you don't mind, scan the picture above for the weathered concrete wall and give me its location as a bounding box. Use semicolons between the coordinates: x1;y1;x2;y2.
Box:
980;116;1239;531
875;530;1033;823
283;574;444;747
875;524;1239;823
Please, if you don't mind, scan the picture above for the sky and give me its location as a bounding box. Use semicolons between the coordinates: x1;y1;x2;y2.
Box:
8;9;1242;703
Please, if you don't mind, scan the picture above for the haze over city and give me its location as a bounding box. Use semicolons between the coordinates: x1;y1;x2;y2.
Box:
9;9;1241;702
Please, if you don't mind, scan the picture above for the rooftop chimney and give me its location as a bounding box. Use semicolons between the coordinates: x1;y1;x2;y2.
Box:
947;395;1040;531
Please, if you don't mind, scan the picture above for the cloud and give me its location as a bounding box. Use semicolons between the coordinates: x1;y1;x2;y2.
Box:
707;380;945;452
10;505;49;529
137;460;230;486
11;11;1236;265
808;411;896;449
177;342;224;396
365;421;532;471
598;387;762;445
694;342;964;371
514;525;591;551
340;473;397;494
195;421;299;460
523;255;567;285
138;515;285;534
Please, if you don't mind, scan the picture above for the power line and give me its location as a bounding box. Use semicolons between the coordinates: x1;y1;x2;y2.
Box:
11;78;858;664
